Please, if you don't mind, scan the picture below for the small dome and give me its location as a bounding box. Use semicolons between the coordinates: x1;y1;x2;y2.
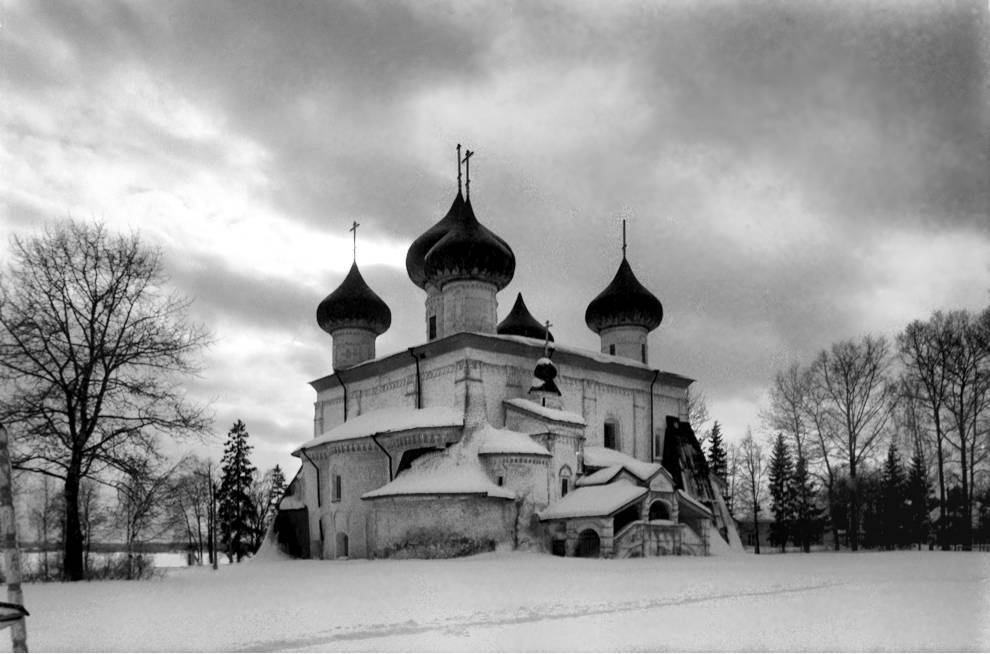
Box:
317;262;391;335
585;257;663;333
423;198;515;291
405;192;464;290
530;355;561;395
497;293;554;341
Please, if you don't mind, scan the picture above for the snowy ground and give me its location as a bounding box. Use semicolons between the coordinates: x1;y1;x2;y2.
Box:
6;550;989;652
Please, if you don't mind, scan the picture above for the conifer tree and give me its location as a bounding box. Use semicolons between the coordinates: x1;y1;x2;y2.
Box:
707;421;728;496
790;453;820;552
905;443;932;549
880;443;906;549
768;433;794;552
218;420;256;562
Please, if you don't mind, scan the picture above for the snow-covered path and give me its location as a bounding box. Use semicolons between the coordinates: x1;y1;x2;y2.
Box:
9;551;990;652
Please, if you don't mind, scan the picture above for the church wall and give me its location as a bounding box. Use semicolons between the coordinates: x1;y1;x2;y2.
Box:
304;444;390;559
480;454;551;549
368;495;515;558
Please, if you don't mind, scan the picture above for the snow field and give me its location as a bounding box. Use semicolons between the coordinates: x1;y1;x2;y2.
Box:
7;551;989;652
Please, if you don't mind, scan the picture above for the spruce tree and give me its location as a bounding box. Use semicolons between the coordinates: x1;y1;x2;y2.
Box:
707;421;728;497
880;443;906;549
905;444;932;549
768;433;794;552
218;419;257;562
790;453;820;552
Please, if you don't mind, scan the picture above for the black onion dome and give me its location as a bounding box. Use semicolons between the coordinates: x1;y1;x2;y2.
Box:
585;257;663;333
497;293;554;341
405;192;464;289
423;198;515;290
317;262;392;335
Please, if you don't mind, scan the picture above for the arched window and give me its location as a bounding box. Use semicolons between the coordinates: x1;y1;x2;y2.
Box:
336;532;349;558
559;465;572;497
604;420;619;450
332;473;342;502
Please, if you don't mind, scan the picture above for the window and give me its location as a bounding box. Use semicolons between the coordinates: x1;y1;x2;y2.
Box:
609;344;616;355
332;474;342;502
604;421;618;450
559;465;572;498
428;315;437;340
497;476;504;487
641;343;647;363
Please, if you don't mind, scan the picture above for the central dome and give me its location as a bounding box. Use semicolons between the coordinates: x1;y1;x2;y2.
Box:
405;192;464;290
421;198;515;291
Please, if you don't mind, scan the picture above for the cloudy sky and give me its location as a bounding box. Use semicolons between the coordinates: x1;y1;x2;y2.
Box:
3;0;988;475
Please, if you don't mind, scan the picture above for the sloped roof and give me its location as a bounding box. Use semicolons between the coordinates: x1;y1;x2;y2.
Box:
575;465;630;487
504;398;586;425
476;424;550;456
538;480;647;520
583;446;662;481
294;406;463;453
362;422;515;500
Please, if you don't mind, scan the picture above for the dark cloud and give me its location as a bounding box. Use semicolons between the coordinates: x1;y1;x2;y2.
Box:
5;0;989;460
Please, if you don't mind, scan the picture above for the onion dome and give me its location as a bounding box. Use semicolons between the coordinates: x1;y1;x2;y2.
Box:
497;293;554;341
585;257;663;333
405;192;464;289
422;198;515;290
529;356;561;395
316;262;391;335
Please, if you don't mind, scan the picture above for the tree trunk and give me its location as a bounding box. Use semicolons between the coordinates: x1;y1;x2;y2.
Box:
933;412;948;549
848;458;859;552
753;507;760;555
62;467;85;581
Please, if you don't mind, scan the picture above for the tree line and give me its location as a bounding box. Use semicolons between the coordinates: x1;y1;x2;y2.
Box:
1;220;289;580
708;307;990;553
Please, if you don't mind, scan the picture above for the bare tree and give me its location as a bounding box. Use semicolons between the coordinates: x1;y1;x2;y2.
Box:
805;366;842;550
816;335;897;551
170;457;214;565
113;457;181;579
764;363;812;460
899;312;955;547
0;220;211;580
941;308;990;550
687;387;712;442
740;428;765;554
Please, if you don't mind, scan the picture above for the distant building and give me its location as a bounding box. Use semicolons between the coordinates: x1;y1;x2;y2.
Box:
273;153;742;559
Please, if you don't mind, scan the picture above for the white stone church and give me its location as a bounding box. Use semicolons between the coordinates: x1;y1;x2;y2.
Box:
272;152;741;559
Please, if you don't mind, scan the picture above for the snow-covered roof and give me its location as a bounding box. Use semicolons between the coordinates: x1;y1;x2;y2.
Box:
583;446;661;481
575;465;625;487
362;425;515;500
294;406;463;453
538;480;647;520
503;398;586;425
279;495;306;510
477;424;550;456
491;333;653;369
677;489;713;518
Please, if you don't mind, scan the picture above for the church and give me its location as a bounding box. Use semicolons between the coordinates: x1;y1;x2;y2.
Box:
273;148;742;560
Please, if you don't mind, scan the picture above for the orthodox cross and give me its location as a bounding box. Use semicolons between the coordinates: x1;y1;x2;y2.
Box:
456;143;463;194
349;220;360;262
462;149;474;200
621;219;627;259
543;320;553;358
